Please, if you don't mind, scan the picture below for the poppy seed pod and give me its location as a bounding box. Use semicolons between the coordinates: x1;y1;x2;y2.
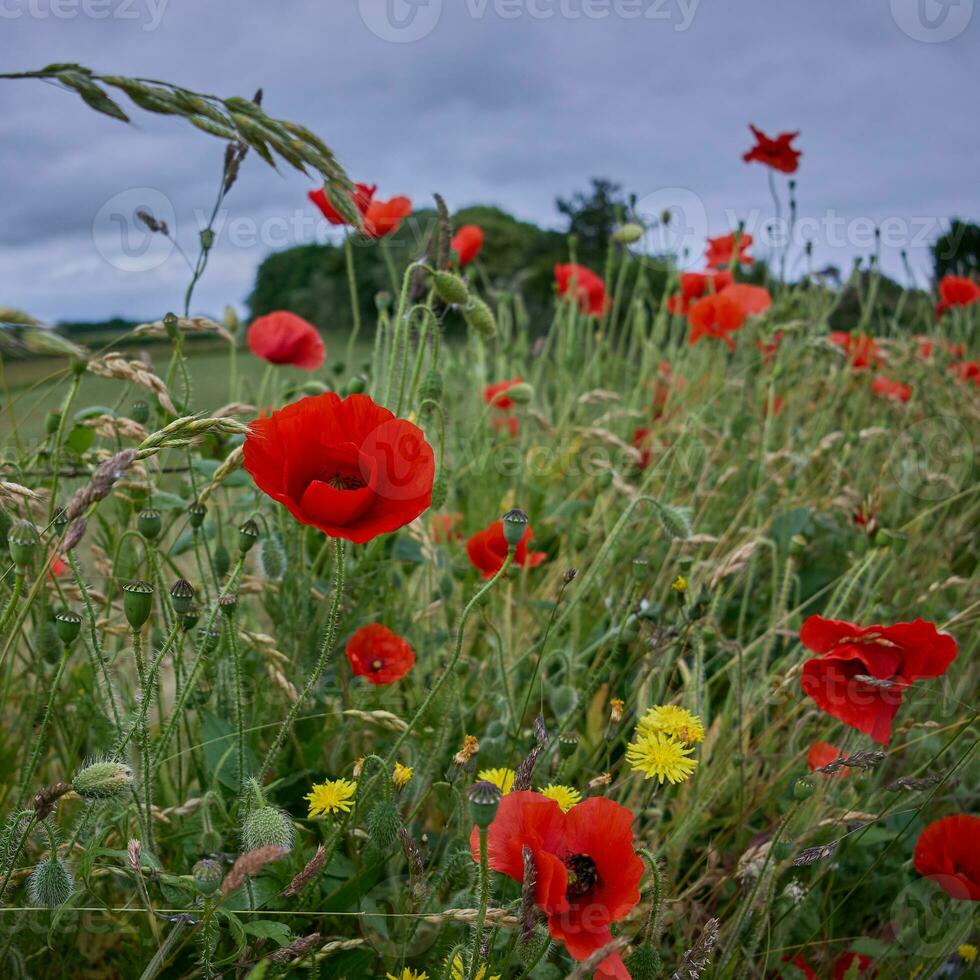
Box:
219;594;238;617
53;507;69;531
70;355;88;377
238;519;260;554
431;270;469;306
501;508;529;549
181;604;200;632
343;376;366;396
27;857;74;908
468;780;502;829
198;625;222;654
54;610;82;646
187;502;207;528
213;544;231;579
558;732;580;758
162;311;180;341
170;579;195;614
131;400;150;425
793;776;816;800
123;580;154;631
242;805;294;852
72;759;133;800
137;509;162;541
45;411;62;435
8;519;39;568
612;222;644;245
191;858;223;895
463;296;497;338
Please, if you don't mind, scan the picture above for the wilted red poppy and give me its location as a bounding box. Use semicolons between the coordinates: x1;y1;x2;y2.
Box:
936;274;980;319
346;623;415;685
742;124;802;174
705;231;753;269
432;512;463;543
688;293;746;350
243;393;434;544
363;196;412;239
491;415;520;438
913;814;980;901
632;426;653;469
451;224;485;266
247;311;325;370
667;269;734;314
466;519;546;578
829;332;881;370
471;792;643;979
308;182;376;226
484;377;522;410
799;615;958;744
832;952;877;979
949;359;980;387
555;263;609;317
871;376;911;403
806;741;850;777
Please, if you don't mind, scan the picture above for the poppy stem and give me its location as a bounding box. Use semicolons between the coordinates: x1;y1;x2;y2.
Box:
344;232;362;370
468;826;492;980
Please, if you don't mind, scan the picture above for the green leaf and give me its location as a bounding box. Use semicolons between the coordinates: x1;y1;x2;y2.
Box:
245;920;293;946
65;424;94;454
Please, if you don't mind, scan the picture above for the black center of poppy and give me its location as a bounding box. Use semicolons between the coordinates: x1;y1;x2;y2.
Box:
565;854;598;898
327;472;367;491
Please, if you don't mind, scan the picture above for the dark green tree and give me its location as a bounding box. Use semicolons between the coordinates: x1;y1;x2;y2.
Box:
932;219;980;281
555;178;632;267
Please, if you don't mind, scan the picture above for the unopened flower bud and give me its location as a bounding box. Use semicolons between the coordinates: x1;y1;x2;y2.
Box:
789;534;807;557
431;270;469;306
343;376;366;396
502;382;533;404
463;296;497;338
123;580;154;630
70;355;88;377
501;508;529;549
170;579;195;614
238;519;259;554
468;780;502;829
367;801;401;850
45;411;62;435
72;759;133;800
419;369;443;404
54;610;82;646
242;805;294;852
612;222;644;245
8;520;39;568
223;304;240;337
27;857;74;908
192;858;223;895
137;509;162;541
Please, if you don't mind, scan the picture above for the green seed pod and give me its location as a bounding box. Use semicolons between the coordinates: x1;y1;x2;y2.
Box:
27;857;74;908
72;759;133;800
612;222;645;245
793;777;816;800
182;604;200;632
219;594;238;617
375;290;392;312
258;534;286;581
501;508;529;549
213;544;231;579
344;376;366;396
45;411;62;435
37;619;62;665
198;625;222;654
54;610;82;646
558;733;579;758
419;369;443;404
169;579;195;614
70;356;88;377
131;400;150;425
625;943;661;980
192;858;223;895
462;296;497;338
468;780;502;830
431;270;469;306
789;534;807;557
242;805;294;852
137;509;162;541
332;360;346;376
238;519;260;555
187;502;207;528
123;580;154;631
367;801;402;851
8;519;39;568
163;311;180;341
52;507;69;531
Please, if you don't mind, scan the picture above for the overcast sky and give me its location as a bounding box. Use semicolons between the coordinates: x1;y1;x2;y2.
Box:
1;0;977;324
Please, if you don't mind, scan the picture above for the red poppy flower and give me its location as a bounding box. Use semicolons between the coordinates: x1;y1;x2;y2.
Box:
345;623;415;685
871;376;911;403
742;124;802;174
632;426;653;470
432;512;463;543
555;263;609;317
484;377;522;410
247;311;325;370
48;555;67;581
756;331;784;364
667;269;734;314
470;791;643;980
308;182;376;226
913;814;980;901
491;415;520;438
832;952;877;979
688;293;746;351
936;274;980;319
806;741;851;777
705;232;753;269
451;224;485;266
774;954;817;979
363;195;412;239
799;615;958;744
829;332;881;370
466;520;546;578
243;392;434;544
915;335;966;360
723;283;772;316
949;359;980;387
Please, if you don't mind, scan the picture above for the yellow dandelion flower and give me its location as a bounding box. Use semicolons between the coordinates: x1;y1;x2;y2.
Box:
609;697;625;722
450;954;500;980
959;944;978;964
477;767;515;794
626;733;698;784
538;784;582;812
671;575;687;593
392;762;414;790
305;778;357;817
386;970;428;980
636;704;705;745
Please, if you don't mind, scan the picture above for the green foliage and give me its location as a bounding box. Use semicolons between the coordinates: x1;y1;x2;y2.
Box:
933;217;980;280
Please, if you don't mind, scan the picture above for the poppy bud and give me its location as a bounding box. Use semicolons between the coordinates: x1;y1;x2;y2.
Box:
502;382;533;405
45;411;62;435
27;857;74;908
213;544;231;579
430;474;448;510
182;604;200;632
131;400;150;425
70;355;88;377
431;270;469;306
793;777;816;800
501;508;529;549
137;509;162;541
162;311;180;341
123;580;154;631
463;296;497;338
170;579;195;614
8;519;39;568
72;759;133;800
54;610;82;646
242;805;294;852
198;625;222;654
219;594;238;617
343;376;366;396
612;222;644;245
367;801;402;850
223;304;240;337
419;369;443;404
626;944;662;980
332;361;346;376
238;519;260;554
789;534;807;557
53;507;69;531
258;534;286;581
192;858;223;895
188;502;207;528
468;780;502;829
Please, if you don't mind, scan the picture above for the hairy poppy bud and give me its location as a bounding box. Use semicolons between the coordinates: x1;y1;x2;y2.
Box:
612;222;644;245
54;610;82;646
170;579;195;614
188;502;207;528
343;375;366;396
131;400;150;425
501;508;529;549
430;474;448;510
431;270;469;306
213;544;231;579
367;801;401;850
27;857;74;908
192;858;223;895
419;369;443;404
258;534;286;581
468;780;502;829
626;944;662;980
8;519;39;568
123;580;154;631
789;534;807;557
238;519;259;555
242;805;294;852
502;382;533;405
223;304;240;337
70;355;88;377
45;411;62;435
137;509;162;541
72;759;133;800
463;296;497;338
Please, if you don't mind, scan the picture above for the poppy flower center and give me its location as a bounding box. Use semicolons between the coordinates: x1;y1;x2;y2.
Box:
371;658;383;671
564;854;598;898
326;471;367;492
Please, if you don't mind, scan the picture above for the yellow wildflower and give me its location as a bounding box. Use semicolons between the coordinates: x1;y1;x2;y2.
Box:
450;954;500;980
386;970;428;980
636;704;705;745
477;767;515;794
305;778;357;817
626;733;698;784
671;575;687;593
959;944;978;964
538;784;582;812
392;762;414;790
